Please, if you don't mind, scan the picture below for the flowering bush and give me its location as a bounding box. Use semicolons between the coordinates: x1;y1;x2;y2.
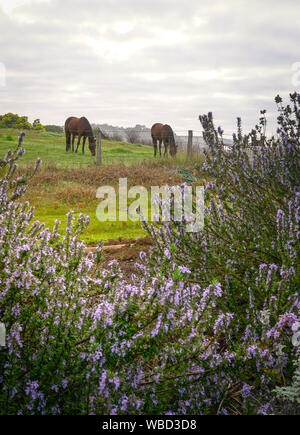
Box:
0;145;232;415
142;93;300;414
0;146;119;414
0;93;299;415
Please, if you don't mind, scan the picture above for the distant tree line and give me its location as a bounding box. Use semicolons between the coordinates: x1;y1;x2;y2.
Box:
43;124;64;133
0;113;32;129
0;113;63;133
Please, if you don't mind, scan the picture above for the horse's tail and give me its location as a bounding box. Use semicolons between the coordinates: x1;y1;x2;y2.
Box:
65;117;75;151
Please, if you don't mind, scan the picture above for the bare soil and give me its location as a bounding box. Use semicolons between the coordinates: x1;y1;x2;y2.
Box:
87;236;153;281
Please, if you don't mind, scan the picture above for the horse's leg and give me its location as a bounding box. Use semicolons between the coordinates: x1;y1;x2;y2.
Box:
159;139;163;157
72;134;76;152
68;133;71;152
152;138;157;157
75;134;82;153
163;141;168;157
66;132;70;152
82;136;86;154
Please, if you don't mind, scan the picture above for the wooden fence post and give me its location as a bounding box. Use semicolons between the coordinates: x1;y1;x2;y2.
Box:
187;130;193;158
96;129;102;166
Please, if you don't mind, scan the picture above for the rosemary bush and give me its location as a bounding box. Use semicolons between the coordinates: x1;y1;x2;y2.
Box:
0;93;299;415
142;93;300;414
0;146;119;414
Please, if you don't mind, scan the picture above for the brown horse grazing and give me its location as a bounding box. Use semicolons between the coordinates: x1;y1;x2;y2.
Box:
151;123;177;157
65;116;96;156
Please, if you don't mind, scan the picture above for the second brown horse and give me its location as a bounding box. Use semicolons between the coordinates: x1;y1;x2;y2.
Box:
65;116;96;156
151;123;177;157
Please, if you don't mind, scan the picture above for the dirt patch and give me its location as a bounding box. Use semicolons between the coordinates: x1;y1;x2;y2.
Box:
103;237;152;261
87;236;153;282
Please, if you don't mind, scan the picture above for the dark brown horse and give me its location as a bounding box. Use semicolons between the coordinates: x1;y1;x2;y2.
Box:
151;123;177;157
65;117;96;156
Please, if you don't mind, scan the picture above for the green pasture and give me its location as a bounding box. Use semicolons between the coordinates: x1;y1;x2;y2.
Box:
31;200;146;243
0;129;204;243
0;129;156;242
0;128;153;167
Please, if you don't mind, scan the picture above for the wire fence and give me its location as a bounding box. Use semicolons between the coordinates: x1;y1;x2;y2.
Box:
94;127;233;155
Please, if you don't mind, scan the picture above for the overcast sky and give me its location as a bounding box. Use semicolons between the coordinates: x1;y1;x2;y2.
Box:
0;0;299;136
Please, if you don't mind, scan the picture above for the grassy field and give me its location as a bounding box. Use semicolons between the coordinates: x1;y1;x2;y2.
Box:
0;128;205;243
0;128;154;166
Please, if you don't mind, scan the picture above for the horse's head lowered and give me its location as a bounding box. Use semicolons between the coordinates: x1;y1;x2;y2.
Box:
88;136;96;156
169;134;177;157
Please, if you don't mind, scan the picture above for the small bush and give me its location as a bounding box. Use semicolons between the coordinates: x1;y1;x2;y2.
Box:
126;129;140;144
109;132;124;142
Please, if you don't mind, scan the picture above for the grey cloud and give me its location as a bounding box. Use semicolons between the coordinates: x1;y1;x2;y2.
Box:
0;0;299;134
